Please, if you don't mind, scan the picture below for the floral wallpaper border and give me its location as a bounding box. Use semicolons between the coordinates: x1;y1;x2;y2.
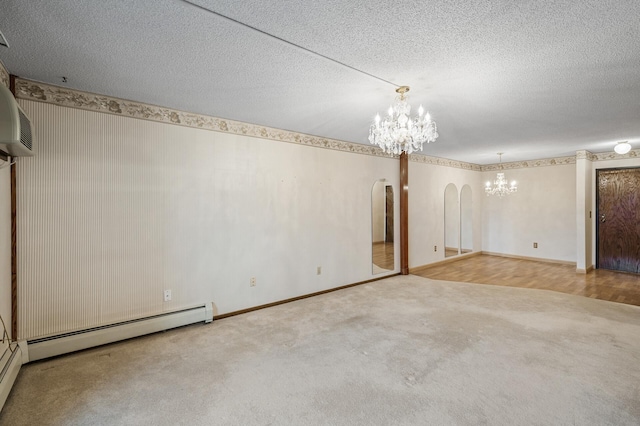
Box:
14;78;637;170
576;150;597;161
12;78;483;171
409;153;482;171
15;79;478;168
480;155;576;171
592;150;639;161
0;61;9;89
15;78;402;160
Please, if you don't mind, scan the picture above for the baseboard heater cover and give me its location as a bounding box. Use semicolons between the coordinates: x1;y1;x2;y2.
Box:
22;303;213;363
0;346;22;411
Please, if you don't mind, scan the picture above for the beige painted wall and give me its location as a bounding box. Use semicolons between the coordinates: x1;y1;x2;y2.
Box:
482;164;577;262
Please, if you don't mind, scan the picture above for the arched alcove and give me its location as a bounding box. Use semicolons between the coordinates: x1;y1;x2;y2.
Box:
444;183;460;257
372;180;394;274
460;185;473;254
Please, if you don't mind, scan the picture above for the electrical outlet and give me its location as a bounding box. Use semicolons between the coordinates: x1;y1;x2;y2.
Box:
250;277;256;287
317;266;321;275
533;242;538;248
163;289;172;302
434;245;437;252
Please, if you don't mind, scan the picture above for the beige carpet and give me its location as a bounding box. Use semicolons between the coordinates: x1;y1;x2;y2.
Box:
2;275;640;425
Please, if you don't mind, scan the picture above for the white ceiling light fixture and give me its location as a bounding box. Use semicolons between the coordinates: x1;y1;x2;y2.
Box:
614;141;631;155
485;153;517;197
369;86;438;155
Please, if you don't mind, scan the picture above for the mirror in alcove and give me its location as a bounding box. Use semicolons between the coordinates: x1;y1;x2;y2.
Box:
460;184;473;254
372;180;394;274
444;183;460;257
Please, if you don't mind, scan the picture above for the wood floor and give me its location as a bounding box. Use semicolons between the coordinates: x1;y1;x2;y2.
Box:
413;254;640;307
372;241;394;270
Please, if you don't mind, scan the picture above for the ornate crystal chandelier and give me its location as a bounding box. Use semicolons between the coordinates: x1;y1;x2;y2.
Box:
369;86;438;154
485;153;517;197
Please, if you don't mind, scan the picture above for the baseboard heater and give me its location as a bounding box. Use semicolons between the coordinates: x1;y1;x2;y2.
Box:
0;345;22;410
21;303;213;363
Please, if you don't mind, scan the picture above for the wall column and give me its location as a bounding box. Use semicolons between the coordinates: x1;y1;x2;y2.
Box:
575;150;593;273
400;152;409;275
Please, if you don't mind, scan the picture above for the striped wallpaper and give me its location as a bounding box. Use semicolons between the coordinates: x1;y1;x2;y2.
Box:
17;101;195;338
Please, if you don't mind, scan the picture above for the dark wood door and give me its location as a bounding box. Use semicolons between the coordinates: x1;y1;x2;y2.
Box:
385;185;394;243
597;168;640;273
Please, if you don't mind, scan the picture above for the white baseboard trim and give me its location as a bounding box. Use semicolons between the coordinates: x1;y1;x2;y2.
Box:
24;303;214;363
0;345;22;412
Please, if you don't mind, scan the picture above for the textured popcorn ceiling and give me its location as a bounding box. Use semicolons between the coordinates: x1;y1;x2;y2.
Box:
1;0;639;164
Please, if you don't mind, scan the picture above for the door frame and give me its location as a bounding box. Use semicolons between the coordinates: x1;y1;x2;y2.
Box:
384;184;393;243
595;166;640;270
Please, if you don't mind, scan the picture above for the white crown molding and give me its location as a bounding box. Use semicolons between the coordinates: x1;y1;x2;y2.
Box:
0;60;9;89
14;78;402;160
480;155;576;171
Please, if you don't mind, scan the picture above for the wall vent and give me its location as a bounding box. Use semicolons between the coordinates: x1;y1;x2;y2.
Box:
0;84;34;156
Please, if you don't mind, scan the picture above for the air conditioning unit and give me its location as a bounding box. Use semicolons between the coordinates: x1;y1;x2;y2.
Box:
0;84;34;156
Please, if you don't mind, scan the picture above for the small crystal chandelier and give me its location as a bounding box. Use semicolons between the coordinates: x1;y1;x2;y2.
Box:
369;86;438;154
485;153;517;197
